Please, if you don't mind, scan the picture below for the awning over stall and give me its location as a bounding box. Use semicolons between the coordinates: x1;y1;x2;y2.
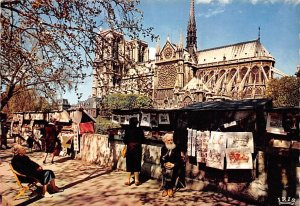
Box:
180;98;272;111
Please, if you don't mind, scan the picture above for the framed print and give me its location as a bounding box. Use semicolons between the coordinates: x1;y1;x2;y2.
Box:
158;113;170;124
266;112;286;135
150;113;158;128
111;114;120;124
140;113;151;127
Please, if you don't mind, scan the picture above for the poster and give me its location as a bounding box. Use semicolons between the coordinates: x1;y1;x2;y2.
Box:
266;112;286;135
196;131;202;162
209;131;226;149
158;113;170;124
111;114;120;124
206;146;225;170
207;132;226;170
191;129;197;157
196;130;210;163
73;133;79;151
187;128;192;156
226;132;254;153
226;148;253;169
140;113;150;127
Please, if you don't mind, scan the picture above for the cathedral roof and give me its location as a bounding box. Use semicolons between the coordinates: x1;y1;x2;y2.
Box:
196;39;274;65
182;77;210;91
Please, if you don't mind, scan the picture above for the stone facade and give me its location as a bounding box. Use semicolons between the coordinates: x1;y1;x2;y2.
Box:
92;0;285;109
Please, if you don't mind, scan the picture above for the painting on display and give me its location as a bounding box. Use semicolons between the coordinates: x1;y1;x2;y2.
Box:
111;114;120;124
158;113;170;125
226;132;254;153
226;148;253;169
266;112;286;135
140;113;151;127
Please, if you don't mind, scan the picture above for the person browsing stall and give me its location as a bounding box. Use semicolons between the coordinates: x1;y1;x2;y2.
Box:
123;117;145;186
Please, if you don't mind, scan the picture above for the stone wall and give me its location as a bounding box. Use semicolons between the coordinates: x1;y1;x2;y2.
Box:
77;134;162;178
77;134;297;205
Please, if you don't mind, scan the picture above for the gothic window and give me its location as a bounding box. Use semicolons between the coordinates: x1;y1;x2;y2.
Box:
251;66;260;83
204;75;208;83
138;45;144;62
182;96;192;107
112;40;119;59
157;65;177;89
164;47;173;59
240;67;248;80
230;69;236;77
263;66;270;78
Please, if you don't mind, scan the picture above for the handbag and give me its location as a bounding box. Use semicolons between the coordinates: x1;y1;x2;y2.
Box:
121;145;127;158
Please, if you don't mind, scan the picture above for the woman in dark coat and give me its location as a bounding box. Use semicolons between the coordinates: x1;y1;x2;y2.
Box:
123;117;145;186
11;145;63;197
43;119;59;164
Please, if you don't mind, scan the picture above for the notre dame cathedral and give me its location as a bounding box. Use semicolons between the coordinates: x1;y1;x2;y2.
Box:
92;0;285;109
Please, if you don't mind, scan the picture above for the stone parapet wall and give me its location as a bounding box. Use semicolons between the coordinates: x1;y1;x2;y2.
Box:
77;134;281;204
77;134;162;178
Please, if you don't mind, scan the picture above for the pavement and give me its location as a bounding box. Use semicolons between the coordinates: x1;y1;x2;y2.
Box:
0;144;253;206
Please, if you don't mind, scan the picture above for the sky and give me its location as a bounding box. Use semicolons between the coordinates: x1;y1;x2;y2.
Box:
64;0;300;104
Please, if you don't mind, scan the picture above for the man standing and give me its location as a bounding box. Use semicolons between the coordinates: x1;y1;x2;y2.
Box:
160;133;182;197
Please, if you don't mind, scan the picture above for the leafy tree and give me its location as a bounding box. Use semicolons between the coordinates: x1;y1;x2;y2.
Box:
0;0;154;111
265;76;300;107
102;93;153;112
2;88;52;114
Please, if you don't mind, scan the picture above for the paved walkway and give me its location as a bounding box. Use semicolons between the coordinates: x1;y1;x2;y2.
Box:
0;148;253;206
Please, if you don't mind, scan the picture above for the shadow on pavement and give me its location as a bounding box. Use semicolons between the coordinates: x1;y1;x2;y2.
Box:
54;156;73;163
61;168;113;190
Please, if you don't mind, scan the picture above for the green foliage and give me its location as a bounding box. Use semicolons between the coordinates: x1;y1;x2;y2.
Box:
102;93;153;111
265;76;300;107
95;116;120;134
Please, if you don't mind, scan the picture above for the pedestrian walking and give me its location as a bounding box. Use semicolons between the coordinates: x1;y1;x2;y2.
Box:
43;118;59;164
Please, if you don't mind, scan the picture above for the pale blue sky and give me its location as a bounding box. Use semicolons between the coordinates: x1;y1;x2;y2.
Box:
64;0;300;104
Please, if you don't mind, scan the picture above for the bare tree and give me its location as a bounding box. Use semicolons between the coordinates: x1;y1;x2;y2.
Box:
0;0;154;111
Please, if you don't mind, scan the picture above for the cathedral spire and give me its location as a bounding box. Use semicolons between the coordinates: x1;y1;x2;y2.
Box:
186;0;197;54
179;30;183;50
155;36;160;60
258;26;261;42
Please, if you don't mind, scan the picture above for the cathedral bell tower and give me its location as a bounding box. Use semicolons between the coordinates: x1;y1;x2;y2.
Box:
186;0;197;55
